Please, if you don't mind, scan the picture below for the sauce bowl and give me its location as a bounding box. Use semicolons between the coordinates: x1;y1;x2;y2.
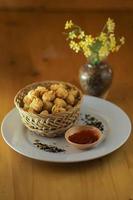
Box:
65;125;105;150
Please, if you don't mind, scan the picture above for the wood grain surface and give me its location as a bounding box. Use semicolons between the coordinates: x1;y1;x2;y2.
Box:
0;11;133;200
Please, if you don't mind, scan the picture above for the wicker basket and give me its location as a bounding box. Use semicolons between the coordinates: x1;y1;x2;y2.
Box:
14;81;83;137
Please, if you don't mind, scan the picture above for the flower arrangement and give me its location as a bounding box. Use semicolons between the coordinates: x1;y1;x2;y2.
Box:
64;18;125;65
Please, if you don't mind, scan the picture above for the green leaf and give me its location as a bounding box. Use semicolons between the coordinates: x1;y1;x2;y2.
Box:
89;39;102;53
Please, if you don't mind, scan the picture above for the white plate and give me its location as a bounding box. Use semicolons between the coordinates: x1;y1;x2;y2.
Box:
1;96;131;163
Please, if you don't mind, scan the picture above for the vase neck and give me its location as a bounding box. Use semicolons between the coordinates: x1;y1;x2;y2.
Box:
86;61;107;68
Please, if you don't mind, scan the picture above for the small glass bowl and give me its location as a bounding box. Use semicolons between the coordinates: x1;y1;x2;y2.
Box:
65;125;105;150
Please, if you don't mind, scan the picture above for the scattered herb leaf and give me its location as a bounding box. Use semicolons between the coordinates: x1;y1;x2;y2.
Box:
33;140;65;153
81;114;104;132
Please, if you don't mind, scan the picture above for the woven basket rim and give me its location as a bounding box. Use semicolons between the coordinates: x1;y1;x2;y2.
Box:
14;80;83;118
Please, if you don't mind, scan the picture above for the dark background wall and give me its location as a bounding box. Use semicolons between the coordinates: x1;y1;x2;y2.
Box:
0;0;133;10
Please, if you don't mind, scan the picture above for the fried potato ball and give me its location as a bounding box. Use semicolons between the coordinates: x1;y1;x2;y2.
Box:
42;91;55;102
66;93;75;105
66;105;73;111
28;107;37;114
35;86;48;96
27;89;39;99
54;98;67;107
52;105;66;114
43;101;53;112
30;98;43;112
50;84;60;91
50;83;66;91
40;110;49;116
56;87;68;99
23;103;29;111
23;95;32;105
69;89;79;98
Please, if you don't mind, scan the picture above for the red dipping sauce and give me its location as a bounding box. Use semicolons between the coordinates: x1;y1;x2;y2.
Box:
68;129;99;144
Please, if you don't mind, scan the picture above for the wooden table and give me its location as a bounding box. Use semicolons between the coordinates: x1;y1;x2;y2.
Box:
0;11;133;200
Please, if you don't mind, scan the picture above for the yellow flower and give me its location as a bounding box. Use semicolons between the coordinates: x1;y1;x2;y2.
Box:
99;44;109;60
69;41;80;53
64;18;125;62
83;48;91;58
107;18;115;33
78;31;85;39
99;32;108;43
79;41;91;57
79;41;85;48
120;37;125;45
109;34;116;52
115;45;121;52
85;35;94;45
68;31;77;39
78;41;91;57
65;20;73;30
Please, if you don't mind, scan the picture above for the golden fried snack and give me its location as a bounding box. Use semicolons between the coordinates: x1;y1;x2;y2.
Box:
56;87;68;99
74;98;80;106
69;89;79;98
54;98;67;107
52;105;66;114
66;93;75;105
50;84;60;91
43;101;53;112
28;107;37;114
35;86;48;96
50;83;66;91
23;104;29;111
66;105;73;111
22;82;80;116
40;110;49;116
58;83;67;89
27;89;39;99
30;97;43;112
23;95;32;105
42;91;55;102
